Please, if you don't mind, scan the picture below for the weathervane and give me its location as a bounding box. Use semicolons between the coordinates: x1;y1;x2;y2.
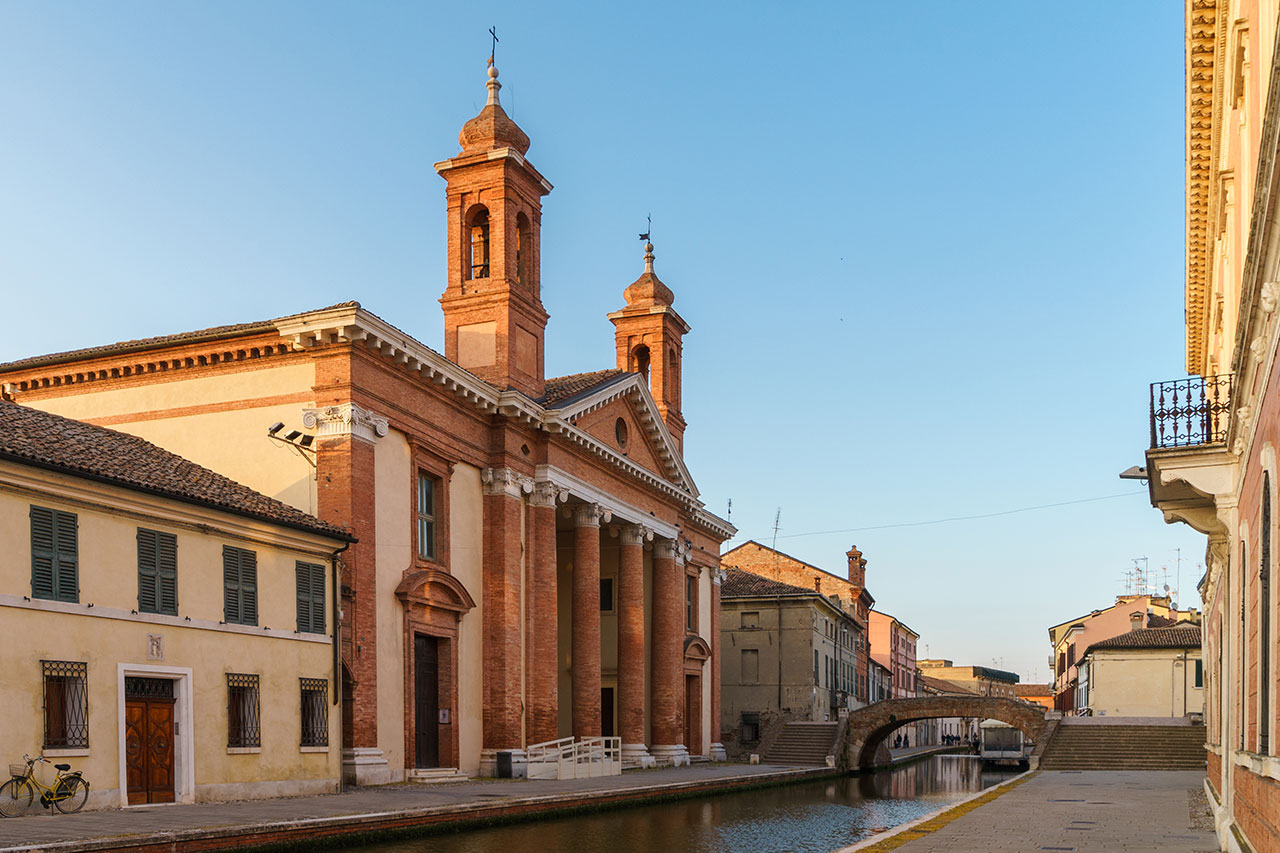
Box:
488;26;499;67
639;214;651;243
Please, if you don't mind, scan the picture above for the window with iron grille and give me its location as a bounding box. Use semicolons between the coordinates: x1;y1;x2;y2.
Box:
227;673;261;748
31;506;78;603
223;546;258;626
42;660;88;748
300;678;328;747
296;561;326;634
137;528;178;615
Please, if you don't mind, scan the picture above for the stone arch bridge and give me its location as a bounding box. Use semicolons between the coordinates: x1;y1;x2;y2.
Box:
842;696;1050;770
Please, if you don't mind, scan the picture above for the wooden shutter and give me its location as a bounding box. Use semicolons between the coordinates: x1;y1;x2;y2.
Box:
296;563;311;633
296;562;325;633
223;546;241;624
31;507;57;600
240;550;258;626
138;529;159;613
308;563;325;633
157;532;177;615
53;511;77;602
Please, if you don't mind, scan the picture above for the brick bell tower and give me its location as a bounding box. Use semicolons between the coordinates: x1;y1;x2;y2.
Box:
608;241;690;452
436;65;553;398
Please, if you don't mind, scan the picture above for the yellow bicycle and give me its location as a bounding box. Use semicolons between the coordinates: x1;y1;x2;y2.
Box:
0;754;89;817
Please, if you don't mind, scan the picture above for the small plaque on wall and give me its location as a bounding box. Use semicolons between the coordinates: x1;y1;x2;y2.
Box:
147;633;164;661
438;708;451;725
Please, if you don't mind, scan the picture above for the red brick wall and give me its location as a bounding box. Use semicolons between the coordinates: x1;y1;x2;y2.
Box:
1235;765;1280;853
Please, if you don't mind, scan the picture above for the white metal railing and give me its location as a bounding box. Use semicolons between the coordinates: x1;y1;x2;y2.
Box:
525;735;622;780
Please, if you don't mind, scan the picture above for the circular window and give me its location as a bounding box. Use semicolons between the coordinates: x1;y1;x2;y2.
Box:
615;417;629;449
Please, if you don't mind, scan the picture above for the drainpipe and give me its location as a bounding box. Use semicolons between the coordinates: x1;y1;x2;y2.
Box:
330;540;351;793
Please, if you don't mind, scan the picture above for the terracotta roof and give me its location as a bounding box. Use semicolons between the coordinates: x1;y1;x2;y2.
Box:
920;675;977;695
1012;683;1053;697
1145;613;1177;627
721;567;819;599
540;369;627;407
0;302;360;372
1087;626;1201;653
0;401;352;541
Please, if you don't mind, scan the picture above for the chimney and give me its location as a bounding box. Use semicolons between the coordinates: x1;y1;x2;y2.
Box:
1130;612;1143;631
846;545;866;590
814;576;822;593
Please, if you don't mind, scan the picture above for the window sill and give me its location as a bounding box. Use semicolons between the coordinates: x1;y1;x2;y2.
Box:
300;746;329;753
43;748;90;758
227;747;261;755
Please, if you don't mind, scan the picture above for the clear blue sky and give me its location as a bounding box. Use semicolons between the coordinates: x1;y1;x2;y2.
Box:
0;1;1201;683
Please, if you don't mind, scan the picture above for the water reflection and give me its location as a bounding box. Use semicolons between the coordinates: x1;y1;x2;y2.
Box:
357;756;1017;853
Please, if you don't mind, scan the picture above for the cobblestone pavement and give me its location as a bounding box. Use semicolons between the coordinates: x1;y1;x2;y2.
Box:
0;762;829;851
854;770;1217;852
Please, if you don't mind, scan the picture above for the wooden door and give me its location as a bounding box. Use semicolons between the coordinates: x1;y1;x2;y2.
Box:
600;687;615;738
414;634;439;768
684;674;701;756
125;678;175;804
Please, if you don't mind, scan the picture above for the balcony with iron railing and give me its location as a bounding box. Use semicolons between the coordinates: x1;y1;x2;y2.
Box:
1149;374;1232;449
1144;373;1235;535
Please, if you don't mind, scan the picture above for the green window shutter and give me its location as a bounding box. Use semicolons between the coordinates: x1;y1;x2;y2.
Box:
138;529;159;613
52;511;78;603
157;532;177;615
31;507;57;600
296;563;311;633
223;546;241;624
310;564;325;634
240;550;258;626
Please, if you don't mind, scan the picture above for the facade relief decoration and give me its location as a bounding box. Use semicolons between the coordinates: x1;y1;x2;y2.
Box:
481;467;534;499
302;403;389;443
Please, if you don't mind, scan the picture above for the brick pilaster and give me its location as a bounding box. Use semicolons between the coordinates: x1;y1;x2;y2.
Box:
651;538;685;752
618;524;652;764
710;566;724;759
529;483;561;744
572;503;604;738
481;469;528;750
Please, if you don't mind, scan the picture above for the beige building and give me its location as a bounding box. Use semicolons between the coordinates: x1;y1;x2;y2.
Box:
1076;626;1203;719
718;568;858;758
0;401;351;810
918;660;1020;698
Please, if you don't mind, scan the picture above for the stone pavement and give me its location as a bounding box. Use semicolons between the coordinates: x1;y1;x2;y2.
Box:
846;770;1217;852
0;762;834;852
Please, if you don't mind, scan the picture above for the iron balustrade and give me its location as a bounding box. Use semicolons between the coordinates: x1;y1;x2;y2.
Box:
1149;374;1233;449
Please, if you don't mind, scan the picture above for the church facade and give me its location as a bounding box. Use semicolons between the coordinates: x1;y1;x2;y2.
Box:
0;65;733;783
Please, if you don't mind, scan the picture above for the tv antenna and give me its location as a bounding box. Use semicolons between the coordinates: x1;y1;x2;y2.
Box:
771;508;782;550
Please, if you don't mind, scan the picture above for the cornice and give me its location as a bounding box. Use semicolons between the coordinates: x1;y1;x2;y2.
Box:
1185;0;1218;373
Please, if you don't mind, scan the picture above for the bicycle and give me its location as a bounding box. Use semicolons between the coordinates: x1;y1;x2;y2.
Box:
0;754;89;817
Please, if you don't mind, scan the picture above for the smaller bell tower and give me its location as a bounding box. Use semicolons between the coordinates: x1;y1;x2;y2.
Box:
608;241;690;452
436;65;553;397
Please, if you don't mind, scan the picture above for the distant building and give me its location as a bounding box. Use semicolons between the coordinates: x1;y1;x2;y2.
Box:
869;658;893;704
919;675;980;743
0;401;352;809
1076;626;1203;718
1011;683;1054;711
721;541;874;704
1047;595;1198;714
718;568;860;759
871;612;919;699
917;660;1019;697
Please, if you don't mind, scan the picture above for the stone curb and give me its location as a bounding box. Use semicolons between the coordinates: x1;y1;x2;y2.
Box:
0;766;841;853
833;769;1036;852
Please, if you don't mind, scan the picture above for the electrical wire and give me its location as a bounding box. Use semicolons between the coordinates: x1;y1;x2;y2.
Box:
734;490;1147;542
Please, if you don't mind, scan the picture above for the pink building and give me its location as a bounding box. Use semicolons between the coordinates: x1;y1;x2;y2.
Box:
869;610;918;699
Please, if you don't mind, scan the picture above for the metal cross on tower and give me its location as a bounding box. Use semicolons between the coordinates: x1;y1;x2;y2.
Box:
488;26;499;67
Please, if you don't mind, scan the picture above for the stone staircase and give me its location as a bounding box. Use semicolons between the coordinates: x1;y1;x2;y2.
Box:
1038;723;1206;770
762;721;840;766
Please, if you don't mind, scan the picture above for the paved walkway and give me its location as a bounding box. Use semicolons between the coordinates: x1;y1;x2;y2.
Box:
0;762;834;852
847;770;1217;852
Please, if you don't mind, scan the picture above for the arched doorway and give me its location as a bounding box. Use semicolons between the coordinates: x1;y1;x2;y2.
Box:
684;636;711;756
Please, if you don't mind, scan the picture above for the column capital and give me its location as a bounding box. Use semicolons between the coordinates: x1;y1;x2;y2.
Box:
302;402;389;444
529;480;569;508
619;523;653;547
653;538;677;560
712;567;726;586
482;467;534;499
573;502;610;528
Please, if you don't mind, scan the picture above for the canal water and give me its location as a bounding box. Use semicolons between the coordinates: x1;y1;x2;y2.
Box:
357;755;1018;853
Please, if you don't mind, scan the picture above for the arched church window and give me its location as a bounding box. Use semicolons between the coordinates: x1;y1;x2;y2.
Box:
633;344;650;381
469;207;490;279
516;212;531;285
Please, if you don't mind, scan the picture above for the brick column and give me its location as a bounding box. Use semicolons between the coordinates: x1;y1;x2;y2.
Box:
309;401;391;786
572;503;604;738
650;538;689;766
709;566;726;761
529;482;561;744
618;524;655;767
480;467;530;776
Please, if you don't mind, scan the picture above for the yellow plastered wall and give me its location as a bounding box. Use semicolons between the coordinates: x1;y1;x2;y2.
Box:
1088;650;1205;717
26;364;317;513
449;463;484;773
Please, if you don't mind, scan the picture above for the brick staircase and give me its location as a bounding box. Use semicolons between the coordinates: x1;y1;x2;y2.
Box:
1038;723;1206;770
762;721;840;766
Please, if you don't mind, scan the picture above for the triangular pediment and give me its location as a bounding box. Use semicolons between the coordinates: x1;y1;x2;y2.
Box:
546;373;697;496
